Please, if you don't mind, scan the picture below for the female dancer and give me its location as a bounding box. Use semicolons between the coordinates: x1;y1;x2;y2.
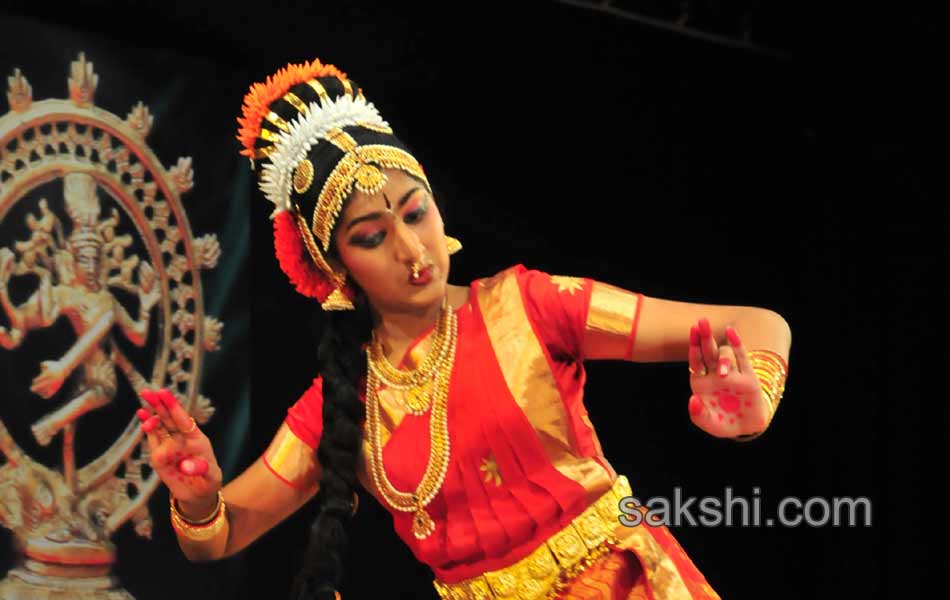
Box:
136;58;790;600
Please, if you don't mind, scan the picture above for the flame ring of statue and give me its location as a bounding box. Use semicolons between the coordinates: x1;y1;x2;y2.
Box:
0;53;222;599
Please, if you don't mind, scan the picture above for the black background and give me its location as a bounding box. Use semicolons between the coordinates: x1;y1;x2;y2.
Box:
0;2;941;599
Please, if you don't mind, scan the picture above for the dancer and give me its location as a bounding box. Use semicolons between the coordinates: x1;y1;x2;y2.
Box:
137;58;790;600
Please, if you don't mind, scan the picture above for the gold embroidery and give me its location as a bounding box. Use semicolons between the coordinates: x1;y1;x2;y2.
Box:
258;126;281;142
293;159;315;194
579;413;605;458
356;120;394;134
325;127;358;153
477;268;613;503
265;110;290;133
281;91;308;115
252;145;277;160
434;477;631;599
611;523;697;600
583;282;639;360
550;275;585;295
480;455;502;486
305;79;330;103
262;423;320;490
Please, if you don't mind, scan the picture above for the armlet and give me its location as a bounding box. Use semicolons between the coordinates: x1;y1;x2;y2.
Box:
262;423;320;491
583;282;642;360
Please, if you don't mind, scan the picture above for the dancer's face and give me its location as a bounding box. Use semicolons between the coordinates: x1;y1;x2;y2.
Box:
333;169;449;315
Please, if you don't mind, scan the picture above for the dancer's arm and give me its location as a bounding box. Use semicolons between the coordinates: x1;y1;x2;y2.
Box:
608;294;790;364
136;389;320;561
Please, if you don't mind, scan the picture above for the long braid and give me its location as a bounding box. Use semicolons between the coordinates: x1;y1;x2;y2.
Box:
239;61;433;599
291;303;371;600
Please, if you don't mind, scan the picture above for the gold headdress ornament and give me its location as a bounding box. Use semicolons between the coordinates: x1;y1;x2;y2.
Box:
63;172;103;249
238;59;437;310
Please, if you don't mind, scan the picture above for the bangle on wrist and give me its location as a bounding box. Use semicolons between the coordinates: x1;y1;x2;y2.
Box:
172;490;222;524
170;490;227;541
733;349;787;442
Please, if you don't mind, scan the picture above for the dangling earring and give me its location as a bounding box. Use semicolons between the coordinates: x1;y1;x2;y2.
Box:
321;285;355;311
321;271;355;311
291;204;356;312
445;235;462;256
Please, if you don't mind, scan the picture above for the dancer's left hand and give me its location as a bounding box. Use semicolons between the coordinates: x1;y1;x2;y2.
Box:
686;319;771;438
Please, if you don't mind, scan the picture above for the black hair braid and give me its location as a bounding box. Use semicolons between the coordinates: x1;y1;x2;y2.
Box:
290;302;371;600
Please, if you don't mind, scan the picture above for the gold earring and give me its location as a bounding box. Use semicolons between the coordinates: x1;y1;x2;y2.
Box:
445;235;462;256
321;275;355;311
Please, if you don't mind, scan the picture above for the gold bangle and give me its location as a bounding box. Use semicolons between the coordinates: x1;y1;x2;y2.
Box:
171;505;227;542
170;492;227;542
171;490;223;526
734;350;788;442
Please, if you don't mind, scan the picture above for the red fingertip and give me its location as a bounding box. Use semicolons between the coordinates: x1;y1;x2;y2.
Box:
159;389;178;409
141;390;159;407
698;318;712;337
142;415;160;432
726;326;741;346
689;326;700;345
135;408;151;421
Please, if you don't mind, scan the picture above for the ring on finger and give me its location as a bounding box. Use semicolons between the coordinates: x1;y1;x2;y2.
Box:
181;417;198;434
689;366;707;376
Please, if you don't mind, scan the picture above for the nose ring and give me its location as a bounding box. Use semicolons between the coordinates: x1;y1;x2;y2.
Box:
410;248;429;281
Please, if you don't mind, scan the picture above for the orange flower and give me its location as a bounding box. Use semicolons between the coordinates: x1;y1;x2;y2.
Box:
237;59;347;157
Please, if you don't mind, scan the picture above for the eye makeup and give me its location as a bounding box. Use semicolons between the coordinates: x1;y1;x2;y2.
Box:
402;194;429;224
346;190;430;249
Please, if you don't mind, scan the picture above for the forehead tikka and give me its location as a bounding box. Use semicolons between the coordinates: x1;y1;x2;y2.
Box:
310;129;430;251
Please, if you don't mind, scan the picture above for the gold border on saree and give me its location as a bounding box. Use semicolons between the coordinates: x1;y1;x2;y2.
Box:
433;476;632;600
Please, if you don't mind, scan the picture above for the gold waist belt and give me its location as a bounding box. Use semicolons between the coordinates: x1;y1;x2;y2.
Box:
433;475;632;600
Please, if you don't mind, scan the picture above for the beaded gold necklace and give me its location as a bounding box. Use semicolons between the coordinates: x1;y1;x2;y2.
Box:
367;296;453;415
365;299;457;539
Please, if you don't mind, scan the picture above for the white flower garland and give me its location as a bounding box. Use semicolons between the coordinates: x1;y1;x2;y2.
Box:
259;95;389;215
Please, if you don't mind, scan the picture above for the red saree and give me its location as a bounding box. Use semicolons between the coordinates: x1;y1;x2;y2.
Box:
263;265;721;599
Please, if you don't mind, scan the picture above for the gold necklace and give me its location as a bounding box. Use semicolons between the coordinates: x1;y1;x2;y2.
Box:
365;304;457;539
367;296;452;415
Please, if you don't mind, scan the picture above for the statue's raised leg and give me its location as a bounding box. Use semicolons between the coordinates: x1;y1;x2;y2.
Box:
31;387;111;447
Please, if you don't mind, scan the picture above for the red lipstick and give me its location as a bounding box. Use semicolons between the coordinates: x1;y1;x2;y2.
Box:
409;265;433;286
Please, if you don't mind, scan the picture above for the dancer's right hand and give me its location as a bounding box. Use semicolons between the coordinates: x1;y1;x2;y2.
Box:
136;388;223;518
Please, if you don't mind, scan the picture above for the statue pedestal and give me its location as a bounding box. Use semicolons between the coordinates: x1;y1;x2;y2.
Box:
0;536;134;599
0;570;134;600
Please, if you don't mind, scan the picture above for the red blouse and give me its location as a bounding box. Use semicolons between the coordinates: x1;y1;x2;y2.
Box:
263;265;719;599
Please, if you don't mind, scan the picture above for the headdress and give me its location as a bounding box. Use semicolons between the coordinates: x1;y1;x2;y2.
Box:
63;172;104;249
237;59;433;310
